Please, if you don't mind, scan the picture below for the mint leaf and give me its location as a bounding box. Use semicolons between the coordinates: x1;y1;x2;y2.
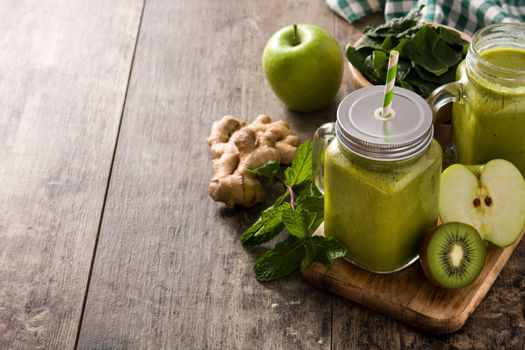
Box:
241;199;289;246
296;190;324;230
302;236;347;268
241;139;346;283
254;236;306;282
247;160;280;184
282;205;309;239
293;182;323;230
284;140;313;186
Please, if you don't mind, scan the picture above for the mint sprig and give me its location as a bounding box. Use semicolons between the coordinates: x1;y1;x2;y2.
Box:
284;139;313;186
247;160;280;185
254;236;306;282
282;205;309;240
240;197;288;246
242;140;347;282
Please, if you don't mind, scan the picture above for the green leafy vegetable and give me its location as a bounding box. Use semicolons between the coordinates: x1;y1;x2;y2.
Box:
243;140;347;282
282;205;309;239
284;139;313;186
254;236;306;282
345;6;468;97
362;55;385;82
303;236;347;268
246;160;280;184
404;25;457;75
381;35;396;51
438;26;466;47
295;184;324;230
372;50;388;72
346;45;368;72
364;5;423;39
396;60;411;81
240;199;288;246
400;80;415;91
412;64;456;84
355;35;384;51
405;71;440;97
394;38;410;58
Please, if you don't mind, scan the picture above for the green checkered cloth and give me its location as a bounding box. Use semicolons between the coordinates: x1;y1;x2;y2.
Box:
326;0;525;35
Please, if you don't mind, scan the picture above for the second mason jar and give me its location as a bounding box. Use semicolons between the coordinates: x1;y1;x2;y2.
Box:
429;23;525;176
314;86;442;273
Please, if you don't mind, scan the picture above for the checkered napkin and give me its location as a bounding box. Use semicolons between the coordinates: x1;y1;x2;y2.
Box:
326;0;525;35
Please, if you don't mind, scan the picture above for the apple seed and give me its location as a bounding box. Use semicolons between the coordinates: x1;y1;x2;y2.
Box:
485;196;493;206
473;198;481;207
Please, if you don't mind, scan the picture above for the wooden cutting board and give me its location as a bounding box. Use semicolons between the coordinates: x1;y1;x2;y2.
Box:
301;224;525;334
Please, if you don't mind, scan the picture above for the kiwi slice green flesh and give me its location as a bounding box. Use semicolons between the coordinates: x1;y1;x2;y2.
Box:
420;222;486;289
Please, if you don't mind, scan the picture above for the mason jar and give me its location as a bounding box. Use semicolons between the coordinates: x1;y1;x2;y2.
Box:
429;23;525;176
313;86;442;273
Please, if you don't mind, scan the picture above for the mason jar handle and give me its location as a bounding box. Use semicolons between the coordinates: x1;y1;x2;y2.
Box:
427;81;464;124
313;122;336;195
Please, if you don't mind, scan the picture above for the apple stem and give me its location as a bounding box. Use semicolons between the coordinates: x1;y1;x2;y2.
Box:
292;24;298;44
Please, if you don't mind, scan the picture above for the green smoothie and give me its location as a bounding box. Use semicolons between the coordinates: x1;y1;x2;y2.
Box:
324;139;442;272
453;48;525;175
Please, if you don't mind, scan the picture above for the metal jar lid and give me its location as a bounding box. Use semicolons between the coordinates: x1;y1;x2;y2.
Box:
336;86;433;161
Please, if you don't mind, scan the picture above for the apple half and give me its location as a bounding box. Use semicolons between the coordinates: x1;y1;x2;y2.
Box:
439;159;525;247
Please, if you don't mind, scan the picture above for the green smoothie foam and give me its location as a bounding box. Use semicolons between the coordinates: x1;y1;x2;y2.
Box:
453;48;525;175
324;139;442;272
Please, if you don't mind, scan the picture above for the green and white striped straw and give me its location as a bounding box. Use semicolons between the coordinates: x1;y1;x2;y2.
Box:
382;50;399;119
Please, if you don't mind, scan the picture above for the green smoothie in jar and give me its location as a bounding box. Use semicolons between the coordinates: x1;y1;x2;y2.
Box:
313;86;442;273
430;24;525;175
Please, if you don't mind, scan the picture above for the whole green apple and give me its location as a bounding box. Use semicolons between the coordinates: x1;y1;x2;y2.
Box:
262;24;343;112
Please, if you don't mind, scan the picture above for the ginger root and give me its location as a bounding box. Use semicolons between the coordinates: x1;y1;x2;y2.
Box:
207;114;300;208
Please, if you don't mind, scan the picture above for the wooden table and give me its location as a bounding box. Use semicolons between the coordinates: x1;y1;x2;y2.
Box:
1;1;524;348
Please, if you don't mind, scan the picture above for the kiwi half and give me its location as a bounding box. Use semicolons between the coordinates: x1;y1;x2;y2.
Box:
420;222;486;289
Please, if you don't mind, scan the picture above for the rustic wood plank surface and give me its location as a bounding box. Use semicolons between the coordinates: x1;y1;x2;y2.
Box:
329;244;525;350
0;0;144;348
2;0;525;348
77;0;342;349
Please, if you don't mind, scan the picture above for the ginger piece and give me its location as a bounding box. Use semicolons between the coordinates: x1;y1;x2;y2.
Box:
207;114;299;208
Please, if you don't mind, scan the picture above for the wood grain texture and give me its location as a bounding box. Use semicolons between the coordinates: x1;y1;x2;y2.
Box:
303;226;525;334
0;1;144;348
3;0;523;347
77;0;350;349
328;244;525;350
